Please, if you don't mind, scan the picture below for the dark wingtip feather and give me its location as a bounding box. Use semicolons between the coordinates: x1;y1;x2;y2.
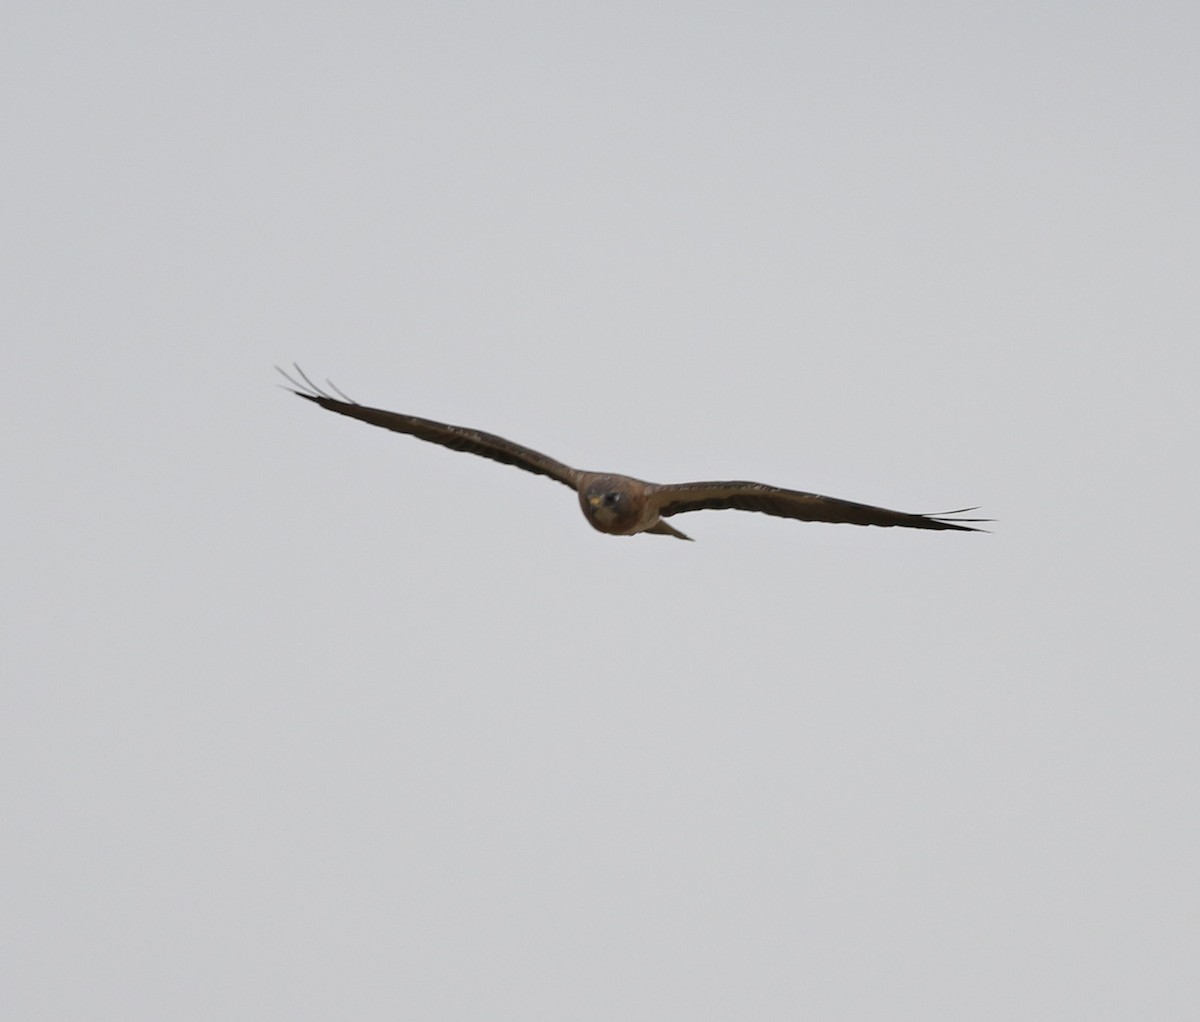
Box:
925;508;993;533
275;364;357;405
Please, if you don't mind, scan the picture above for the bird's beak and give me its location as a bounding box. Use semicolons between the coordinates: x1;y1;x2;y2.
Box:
588;495;602;508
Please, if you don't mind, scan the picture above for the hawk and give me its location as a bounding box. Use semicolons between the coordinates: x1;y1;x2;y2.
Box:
278;366;986;541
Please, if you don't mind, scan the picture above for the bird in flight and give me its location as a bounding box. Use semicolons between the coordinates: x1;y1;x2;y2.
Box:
278;366;986;541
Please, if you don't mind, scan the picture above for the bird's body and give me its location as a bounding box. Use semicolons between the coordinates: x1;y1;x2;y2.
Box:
278;366;986;541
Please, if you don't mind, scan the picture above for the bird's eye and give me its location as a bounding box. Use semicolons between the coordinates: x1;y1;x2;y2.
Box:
604;492;619;505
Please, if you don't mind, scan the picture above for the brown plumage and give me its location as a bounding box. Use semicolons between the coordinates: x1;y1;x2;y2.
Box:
278;366;987;541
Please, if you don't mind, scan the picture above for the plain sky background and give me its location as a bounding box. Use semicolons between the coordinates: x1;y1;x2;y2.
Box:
3;2;1198;1019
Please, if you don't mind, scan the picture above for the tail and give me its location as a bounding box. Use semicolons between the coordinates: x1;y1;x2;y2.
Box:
645;519;693;541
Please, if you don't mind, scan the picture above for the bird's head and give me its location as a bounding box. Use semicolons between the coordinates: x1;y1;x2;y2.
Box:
579;475;644;534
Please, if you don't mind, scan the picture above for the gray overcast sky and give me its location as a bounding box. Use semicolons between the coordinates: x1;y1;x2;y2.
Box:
3;2;1198;1019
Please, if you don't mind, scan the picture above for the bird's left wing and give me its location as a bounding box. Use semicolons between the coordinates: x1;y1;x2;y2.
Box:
278;366;583;489
650;480;986;532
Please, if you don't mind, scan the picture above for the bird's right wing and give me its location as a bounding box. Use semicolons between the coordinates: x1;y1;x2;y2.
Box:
278;366;583;489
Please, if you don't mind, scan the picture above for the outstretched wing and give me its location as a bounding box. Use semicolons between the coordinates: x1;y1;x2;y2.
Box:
650;480;987;532
278;366;583;489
